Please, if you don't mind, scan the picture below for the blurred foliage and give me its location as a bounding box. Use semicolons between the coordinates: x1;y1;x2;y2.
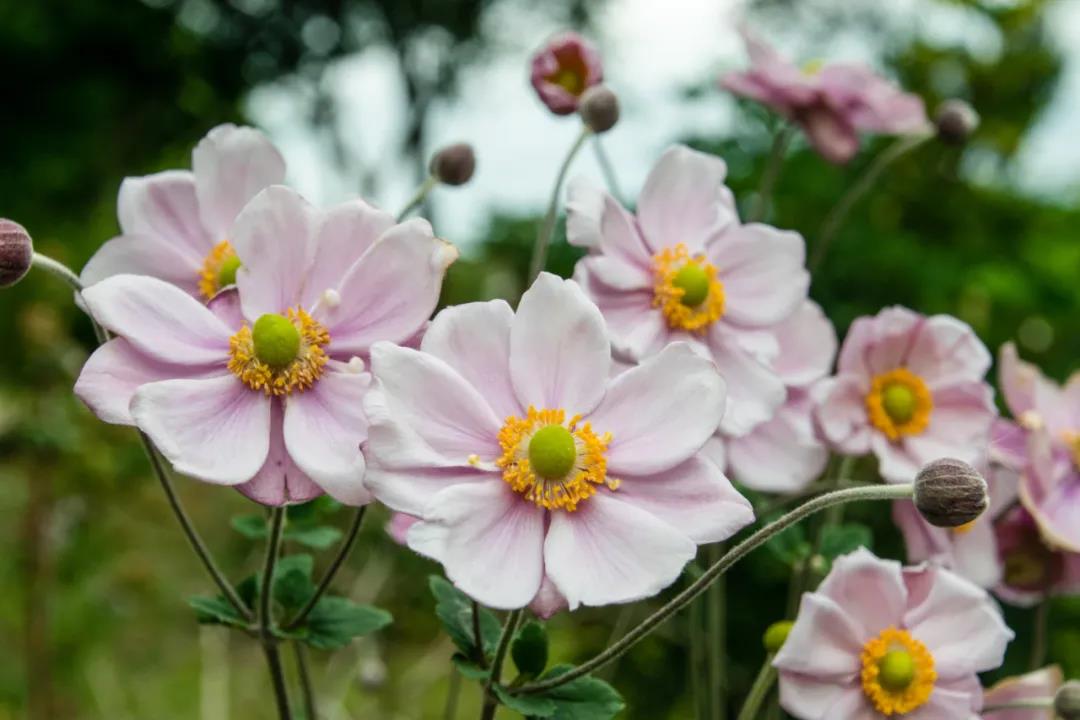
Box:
1;0;1079;718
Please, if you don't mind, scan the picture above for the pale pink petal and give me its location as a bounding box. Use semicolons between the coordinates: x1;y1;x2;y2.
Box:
981;666;1063;720
774;593;863;677
206;287;245;329
529;576;569;620
320;220;457;356
420;300;520;421
777;674;861;720
81;274;232;366
192;124;286;239
907;315;991;388
614;455;753;543
131;375;271;485
709;327;787;436
729;394;828;493
906;684;977;720
950;520;1004;589
386;513;420;546
837;306;921;377
871;432;922;483
587;343;726;475
999;342;1069;433
905;382;995;465
709;223;808;327
799;105;860;165
236;399;322;506
816;548;906;637
813;376;873;455
991;418;1028;472
818;683;879;720
544;493;695;609
365;462;497;517
509;273;611;414
574;265;670;361
565;176;606;249
818;64;930;136
80;233;203;296
116;170;212;256
301;197;396;310
700;434;727;471
772;301;837;387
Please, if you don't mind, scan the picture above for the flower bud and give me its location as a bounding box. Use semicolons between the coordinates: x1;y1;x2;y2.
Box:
0;219;33;288
429;143;476;186
1056;680;1080;720
763;620;794;653
913;458;988;528
935;99;979;145
579;85;620;134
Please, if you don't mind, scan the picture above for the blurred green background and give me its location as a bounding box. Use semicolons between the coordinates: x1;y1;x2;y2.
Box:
2;0;1079;717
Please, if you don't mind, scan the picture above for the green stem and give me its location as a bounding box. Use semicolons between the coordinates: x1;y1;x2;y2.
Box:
514;483;914;695
293;641;317;720
285;506;366;629
748;126;794;222
706;544;726;720
1030;601;1049;670
689;584;707;718
591;135;624;204
480;609;523;720
396;174;439;222
982;698;1054;713
260;508;291;719
443;667;463;720
471;600;488;668
810;132;932;272
529;126;591;283
735;654;777;720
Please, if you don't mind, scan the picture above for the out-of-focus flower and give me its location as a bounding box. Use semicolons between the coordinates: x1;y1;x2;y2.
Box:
994;503;1080;605
530;32;603;115
579;85;620;133
568;145;809;436
721;26;930;164
81;124;286;301
981;666;1062;720
814;307;997;483
774;548;1012;719
0;219;33;288
363;273;753;611
75;186;455;506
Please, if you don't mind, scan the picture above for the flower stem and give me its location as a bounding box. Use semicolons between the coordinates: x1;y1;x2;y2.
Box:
809;132;932;272
591;135;624;204
293;641;318;720
982;698;1054;713
261;507;292;720
735;654;777;720
285;506;366;630
471;600;488;668
706;543;727;720
1030;601;1049;670
748;125;794;223
514;483;914;695
529;126;592;283
396;174;439;222
480;608;523;720
690;582;708;718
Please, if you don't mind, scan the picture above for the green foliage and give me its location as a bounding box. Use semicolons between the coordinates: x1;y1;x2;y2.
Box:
186;596;247;629
819;523;874;562
512;621;550;677
429;575;501;659
508;666;626;720
296;597;393;651
230;499;345;549
763;519;811;566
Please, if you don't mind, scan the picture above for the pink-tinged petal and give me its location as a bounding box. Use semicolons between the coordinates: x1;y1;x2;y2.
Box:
871;432;922;483
895;498;1001;588
236;399;323;506
574;265;670;361
301;197;396;310
818;64;930;136
283;368;372;505
74;338;221;426
592;191;654;277
999;342;1069;433
116;170;212;256
207;288;245;330
131;375;271;485
191;124;286;240
544;493;695;609
816;548;906;637
700;434;727;470
320;220;457;356
636;145;738;253
774;593;864;678
710;223;809;327
615;455;753;544
729;394;828;493
813;376;872;455
722;25;819;111
80;233;203;296
777;674;862;720
386;512;419;546
412;481;545;609
837;306;921;377
906;684;978;720
364;342;503;468
981;666;1063;720
799;105;860;165
772;301;837;387
911;381;995;457
510;273;611;414
529;575;568;620
81;274;232;365
587;342;726;475
565;176;605;249
819;684;879;720
420;300;520;421
906;315;991;388
232;186;315;320
709;328;786;436
991;418;1028;472
366;462;497;517
903;564;1013;679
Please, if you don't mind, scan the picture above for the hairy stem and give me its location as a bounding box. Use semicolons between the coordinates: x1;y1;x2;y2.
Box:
982;698;1053;713
286;506;366;630
261;508;291;719
706;544;726;720
480;609;523;720
396;174;439;222
529;126;591;283
735;654;777;720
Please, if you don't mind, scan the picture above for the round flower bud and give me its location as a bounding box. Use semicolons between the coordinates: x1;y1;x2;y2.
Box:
913;458;988;528
429;143;476;186
1056;680;1080;720
763;620;794;653
579;85;620;134
935;99;980;145
0;219;34;288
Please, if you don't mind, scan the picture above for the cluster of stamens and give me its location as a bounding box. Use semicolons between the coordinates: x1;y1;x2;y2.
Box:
199;240;242;299
651;243;725;333
859;627;936;715
227;308;330;396
865;368;933;441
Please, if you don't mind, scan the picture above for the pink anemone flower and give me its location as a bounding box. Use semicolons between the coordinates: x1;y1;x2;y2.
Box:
362;273;754;611
568;145;809;437
814;306;997;483
721;26;930;164
993;503;1080;607
81;124;286;301
75;186;456;506
980;666;1062;720
774;548;1013;719
529;32;603;115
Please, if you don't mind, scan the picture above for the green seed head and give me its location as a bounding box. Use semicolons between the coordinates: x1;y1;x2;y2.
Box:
673;263;710;307
763;621;794;653
252;313;301;369
877;650;916;691
216;254;241;289
882;383;916;424
528;425;577;479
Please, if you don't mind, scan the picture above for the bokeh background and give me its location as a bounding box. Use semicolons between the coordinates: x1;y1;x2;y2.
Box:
3;0;1080;717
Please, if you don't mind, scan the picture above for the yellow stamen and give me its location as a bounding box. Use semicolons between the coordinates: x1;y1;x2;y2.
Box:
227;308;329;395
951;519;977;535
860;627;936;716
199;240;241;300
652;243;725;333
496;406;619;511
865;368;933;441
1062;429;1080;470
547;68;585;96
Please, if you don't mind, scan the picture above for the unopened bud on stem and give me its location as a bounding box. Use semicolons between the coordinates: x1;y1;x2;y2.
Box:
0;219;33;288
1056;680;1080;720
579;85;620;134
935;99;979;145
429;143;476;186
914;458;988;528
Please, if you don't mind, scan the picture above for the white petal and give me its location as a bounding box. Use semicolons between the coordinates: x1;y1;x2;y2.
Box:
116;170;212;256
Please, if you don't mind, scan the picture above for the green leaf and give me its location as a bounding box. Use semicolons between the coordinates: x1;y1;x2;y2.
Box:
451;653;490;680
187;596;247;629
273;554;315;611
511;621;549;677
532;665;625;720
301;597;392;650
230;513;267;539
285;525;343;550
819;523;873;561
429;575;501;658
764;519;811;566
494;685;557;717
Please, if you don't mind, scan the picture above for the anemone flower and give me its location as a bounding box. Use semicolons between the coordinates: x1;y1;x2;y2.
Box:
530;32;603;115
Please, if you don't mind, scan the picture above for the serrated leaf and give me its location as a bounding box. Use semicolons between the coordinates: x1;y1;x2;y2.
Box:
819;523;873;561
494;685;557;717
429;575;501;658
533;665;625;720
230;514;267;539
512;621;549;677
451;653;490;680
285;525;343;550
302;597;392;650
187;596;247;628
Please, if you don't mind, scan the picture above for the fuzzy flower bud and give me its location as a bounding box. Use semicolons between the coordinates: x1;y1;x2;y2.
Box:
0;219;33;288
429;143;476;186
913;458;988;528
579;85;620;134
935;99;980;145
1056;681;1080;720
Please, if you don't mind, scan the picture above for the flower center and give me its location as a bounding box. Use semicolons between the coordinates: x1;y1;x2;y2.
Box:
199;240;241;299
497;406;619;512
1062;430;1080;470
548;68;585;95
865;368;933;441
227;308;330;396
860;627;935;716
652;243;725;333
